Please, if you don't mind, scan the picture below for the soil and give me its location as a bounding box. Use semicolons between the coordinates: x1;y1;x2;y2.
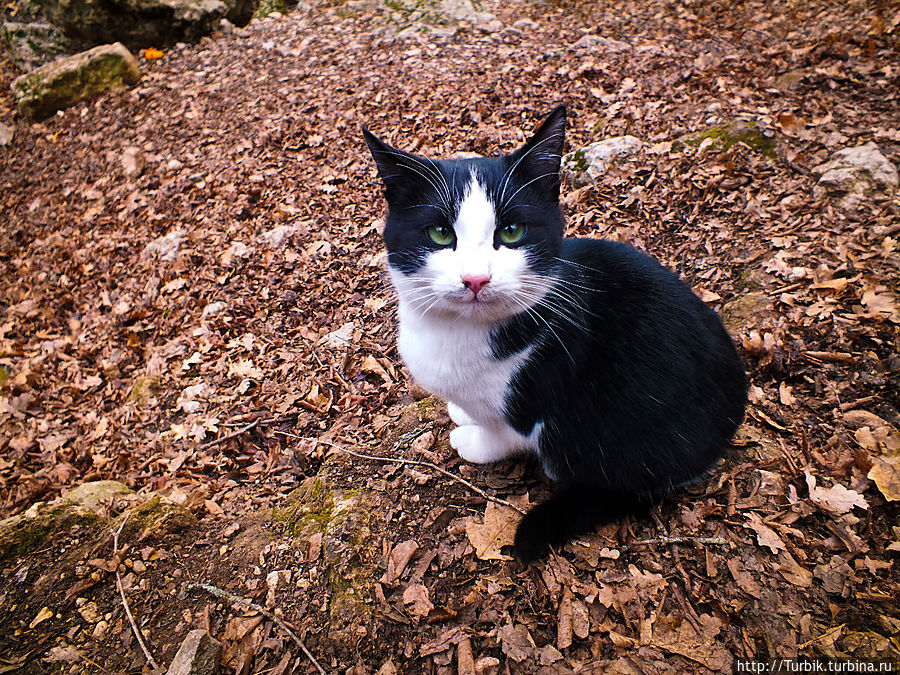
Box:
1;0;899;673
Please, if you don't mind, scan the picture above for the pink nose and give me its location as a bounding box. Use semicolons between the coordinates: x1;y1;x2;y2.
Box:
462;274;491;296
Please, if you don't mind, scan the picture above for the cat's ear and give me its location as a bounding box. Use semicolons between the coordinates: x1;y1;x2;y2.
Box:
506;105;567;197
362;128;436;208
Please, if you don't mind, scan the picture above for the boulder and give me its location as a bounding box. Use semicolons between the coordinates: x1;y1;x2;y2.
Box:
813;142;898;210
36;0;227;49
11;42;141;120
675;119;777;158
2;21;71;72
561;135;644;186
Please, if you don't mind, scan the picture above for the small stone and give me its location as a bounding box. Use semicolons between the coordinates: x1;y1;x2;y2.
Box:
77;601;102;624
141;228;186;262
571;34;632;52
11;42;141;121
165;629;222;675
201;301;228;319
92;620;109;639
813;142;898;210
258;224;302;247
121;147;146;178
321;321;355;348
0;122;13;146
562;136;644;186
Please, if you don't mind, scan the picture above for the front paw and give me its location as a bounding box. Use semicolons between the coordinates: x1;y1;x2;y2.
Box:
450;425;496;464
447;401;475;426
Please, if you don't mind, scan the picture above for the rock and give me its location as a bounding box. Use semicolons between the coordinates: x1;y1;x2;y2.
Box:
121;147;146;178
166;629;222;675
63;480;134;507
219;241;253;266
813;142;898;210
0;122;13;146
562;135;644;186
1;21;71;72
11;42;140;120
320;321;355;348
141;228;186;262
0;480;133;562
675;119;777;158
251;0;287;20
570;34;631;53
258;224;302;247
436;0;500;32
37;0;227;49
201;301;228;319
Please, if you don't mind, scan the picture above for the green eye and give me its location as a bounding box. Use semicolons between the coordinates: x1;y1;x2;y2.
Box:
499;223;526;245
426;225;455;246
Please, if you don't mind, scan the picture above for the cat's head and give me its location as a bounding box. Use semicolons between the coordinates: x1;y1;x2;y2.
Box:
363;106;567;324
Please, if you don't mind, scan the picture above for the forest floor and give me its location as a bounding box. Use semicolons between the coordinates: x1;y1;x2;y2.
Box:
1;0;899;672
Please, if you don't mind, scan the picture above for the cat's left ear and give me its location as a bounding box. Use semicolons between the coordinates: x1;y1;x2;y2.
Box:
506;104;567;196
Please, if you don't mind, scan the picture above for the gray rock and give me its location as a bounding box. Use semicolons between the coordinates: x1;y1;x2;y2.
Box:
165;630;221;675
37;0;227;49
562;136;644;186
121;146;146;178
11;42;140;120
141;228;186;262
0;122;13;146
2;21;71;72
63;480;134;506
813;142;898;210
201;301;228;319
258;224;302;247
571;34;631;53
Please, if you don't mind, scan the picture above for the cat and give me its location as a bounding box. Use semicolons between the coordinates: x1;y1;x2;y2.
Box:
363;105;748;564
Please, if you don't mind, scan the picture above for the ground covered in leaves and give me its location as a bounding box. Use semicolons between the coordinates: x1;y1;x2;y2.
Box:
1;0;900;672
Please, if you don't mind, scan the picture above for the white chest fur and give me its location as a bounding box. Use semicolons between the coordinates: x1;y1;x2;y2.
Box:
396;303;530;425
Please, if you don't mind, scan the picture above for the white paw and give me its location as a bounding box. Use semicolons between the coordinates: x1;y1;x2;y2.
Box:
447;401;476;426
449;425;496;464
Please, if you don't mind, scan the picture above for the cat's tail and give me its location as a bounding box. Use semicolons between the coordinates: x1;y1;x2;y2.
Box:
513;484;656;565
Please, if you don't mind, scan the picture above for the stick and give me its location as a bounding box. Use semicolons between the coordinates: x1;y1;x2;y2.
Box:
199;419;259;450
183;582;328;675
629;536;726;547
276;432;527;515
111;513;160;671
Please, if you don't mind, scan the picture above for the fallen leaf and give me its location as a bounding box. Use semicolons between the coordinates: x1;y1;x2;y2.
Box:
402;582;434;618
497;623;536;662
380;539;418;584
464;497;528;561
142;47;164;60
744;512;787;554
868;452;900;501
29;606;54;629
804;470;869;514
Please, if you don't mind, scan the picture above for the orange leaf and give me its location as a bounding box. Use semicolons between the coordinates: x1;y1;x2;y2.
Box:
142;48;164;60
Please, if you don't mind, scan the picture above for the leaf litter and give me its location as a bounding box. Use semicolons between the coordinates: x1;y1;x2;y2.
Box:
1;0;899;671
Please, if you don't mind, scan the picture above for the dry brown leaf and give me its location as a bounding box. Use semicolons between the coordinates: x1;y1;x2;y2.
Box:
651;613;730;671
775;550;813;588
402;582;434;618
497;623;536;662
557;588;573;650
804;470;869;514
464;496;528;561
744;512;787;554
868;452;900;501
380;539;418;584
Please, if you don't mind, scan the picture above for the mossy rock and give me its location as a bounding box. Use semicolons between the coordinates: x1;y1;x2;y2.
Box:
119;496;197;543
720;292;774;334
674;120;777;158
11;41;141;121
0;480;134;562
274;471;390;653
251;0;287;19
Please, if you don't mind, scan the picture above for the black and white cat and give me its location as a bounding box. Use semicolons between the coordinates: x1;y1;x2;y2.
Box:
363;106;748;564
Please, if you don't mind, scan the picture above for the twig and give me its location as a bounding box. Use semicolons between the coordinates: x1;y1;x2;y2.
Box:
629;536;726;547
199;419;259;450
797;623;846;650
183;582;328;675
111;513;160;671
277;432;527;515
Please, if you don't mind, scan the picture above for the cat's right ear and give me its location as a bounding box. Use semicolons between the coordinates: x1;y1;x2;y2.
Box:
362;128;431;207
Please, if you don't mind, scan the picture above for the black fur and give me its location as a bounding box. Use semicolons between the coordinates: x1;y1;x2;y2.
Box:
364;106;748;564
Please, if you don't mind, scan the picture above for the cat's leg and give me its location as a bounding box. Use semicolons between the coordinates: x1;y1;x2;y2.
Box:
450;422;536;464
447;401;476;426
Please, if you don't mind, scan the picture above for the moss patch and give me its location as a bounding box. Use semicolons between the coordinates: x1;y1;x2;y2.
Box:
0;503;100;562
120;496;196;543
675;120;777;158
